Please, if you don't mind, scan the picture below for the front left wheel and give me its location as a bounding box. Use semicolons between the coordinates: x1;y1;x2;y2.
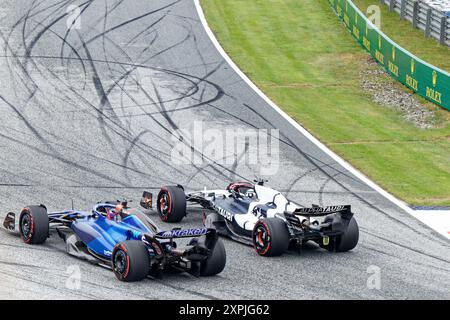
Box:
19;205;49;245
112;241;150;282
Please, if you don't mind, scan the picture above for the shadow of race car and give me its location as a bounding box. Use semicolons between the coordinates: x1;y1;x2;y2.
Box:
2;197;226;282
150;180;359;257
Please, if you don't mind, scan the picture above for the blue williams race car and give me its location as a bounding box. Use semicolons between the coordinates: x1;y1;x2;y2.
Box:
2;195;226;282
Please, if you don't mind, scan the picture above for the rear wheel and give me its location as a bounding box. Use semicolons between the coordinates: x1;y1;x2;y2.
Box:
157;186;186;222
252;218;290;257
19;206;49;244
200;239;226;276
336;217;359;252
112;241;150;282
320;217;359;252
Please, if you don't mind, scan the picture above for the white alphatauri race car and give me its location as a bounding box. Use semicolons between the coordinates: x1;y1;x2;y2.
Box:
149;180;359;257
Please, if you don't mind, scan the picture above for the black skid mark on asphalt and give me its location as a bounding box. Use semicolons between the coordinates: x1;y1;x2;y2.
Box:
0;0;72;98
359;242;450;274
228;139;251;182
99;19;194;105
0;183;33;187
8;116;180;186
0;132;132;187
151;78;180;131
68;15;191;165
154;281;220;300
0;58;105;177
79;0;182;48
38;67;187;183
0;268;99;299
317;172;344;207
77;48;131;163
94;10;221;115
278;188;377;195
88;41;236;185
360;227;450;264
46;185;165;190
100;0;121;99
0;3;90;153
0;94;49;145
1;27;39;99
3;53;227;115
59;0;97;67
60;0;126;86
22;0;93;71
284;167;321;204
17;1;92;115
185;17;211;104
0;259;45;270
124;11;169;48
121;130;173;180
61;0;127;63
34;20;88;89
0;241;55;253
184;151;251;188
110;51;246;184
100;73;197;180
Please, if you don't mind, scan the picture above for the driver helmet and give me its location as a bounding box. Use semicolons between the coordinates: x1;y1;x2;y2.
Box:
107;204;124;221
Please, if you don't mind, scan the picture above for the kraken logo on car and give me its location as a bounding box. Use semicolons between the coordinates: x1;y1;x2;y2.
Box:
160;228;208;238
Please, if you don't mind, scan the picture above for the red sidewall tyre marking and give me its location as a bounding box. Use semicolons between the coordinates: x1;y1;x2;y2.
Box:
254;221;271;256
159;189;173;221
21;210;34;244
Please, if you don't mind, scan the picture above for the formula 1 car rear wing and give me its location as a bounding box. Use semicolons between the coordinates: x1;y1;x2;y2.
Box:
290;205;352;217
151;228;219;261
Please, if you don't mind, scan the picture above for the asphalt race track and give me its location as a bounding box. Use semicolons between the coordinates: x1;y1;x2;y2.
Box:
0;0;448;300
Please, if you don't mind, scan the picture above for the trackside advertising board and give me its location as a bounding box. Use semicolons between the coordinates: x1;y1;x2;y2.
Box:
329;0;450;111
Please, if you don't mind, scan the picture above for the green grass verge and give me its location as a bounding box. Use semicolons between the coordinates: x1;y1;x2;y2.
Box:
201;0;450;206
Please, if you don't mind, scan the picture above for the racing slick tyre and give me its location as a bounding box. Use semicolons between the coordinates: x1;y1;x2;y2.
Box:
336;217;359;252
320;217;359;252
19;205;49;245
157;186;186;223
199;239;226;276
252;218;290;257
112;240;150;282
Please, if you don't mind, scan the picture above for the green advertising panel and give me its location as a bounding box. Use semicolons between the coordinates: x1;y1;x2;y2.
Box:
329;0;450;111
